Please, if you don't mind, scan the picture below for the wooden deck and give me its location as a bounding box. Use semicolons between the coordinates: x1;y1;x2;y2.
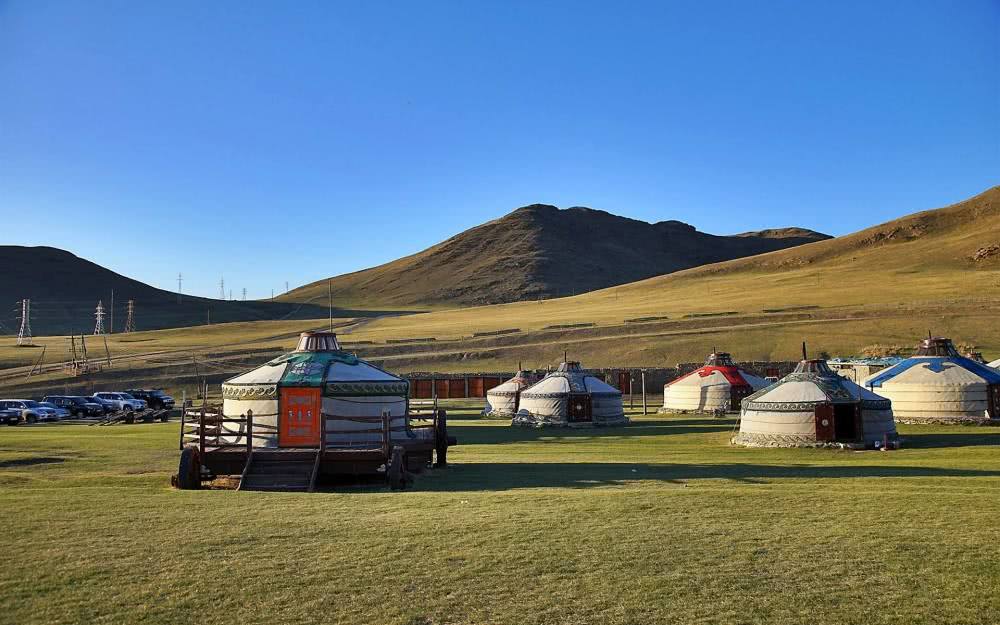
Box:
177;404;454;490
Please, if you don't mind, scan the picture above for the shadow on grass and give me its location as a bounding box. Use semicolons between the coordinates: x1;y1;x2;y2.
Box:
0;456;66;468
901;432;1000;449
419;462;1000;491
453;419;734;445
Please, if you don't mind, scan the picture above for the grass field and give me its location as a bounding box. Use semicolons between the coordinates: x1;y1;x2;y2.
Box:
2;404;999;625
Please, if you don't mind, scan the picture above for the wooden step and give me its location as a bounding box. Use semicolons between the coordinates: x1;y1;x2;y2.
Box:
247;461;314;472
238;450;319;492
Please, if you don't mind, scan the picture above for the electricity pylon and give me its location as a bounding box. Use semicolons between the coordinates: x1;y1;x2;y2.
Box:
16;299;32;346
94;301;106;335
124;300;136;333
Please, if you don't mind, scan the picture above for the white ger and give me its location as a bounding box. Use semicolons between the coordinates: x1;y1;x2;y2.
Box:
513;361;627;427
734;358;897;448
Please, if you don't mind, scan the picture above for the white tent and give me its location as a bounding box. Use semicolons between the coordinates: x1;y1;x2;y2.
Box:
733;359;896;448
513;362;627;427
863;337;1000;423
662;352;768;414
987;358;1000;370
221;332;422;447
484;371;538;417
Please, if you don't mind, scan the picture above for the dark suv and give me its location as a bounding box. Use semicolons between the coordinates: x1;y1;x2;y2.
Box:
125;389;175;410
42;395;106;417
0;407;20;426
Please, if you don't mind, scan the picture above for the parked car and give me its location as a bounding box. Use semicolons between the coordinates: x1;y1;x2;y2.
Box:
125;389;175;410
89;395;116;415
42;395;106;417
0;407;21;426
92;392;146;413
37;402;71;420
0;399;58;423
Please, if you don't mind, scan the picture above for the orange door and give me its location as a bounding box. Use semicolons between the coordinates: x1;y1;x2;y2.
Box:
279;387;322;447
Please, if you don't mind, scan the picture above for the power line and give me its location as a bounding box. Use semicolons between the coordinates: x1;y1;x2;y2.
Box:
177;273;183;304
219;276;226;300
242;287;247;301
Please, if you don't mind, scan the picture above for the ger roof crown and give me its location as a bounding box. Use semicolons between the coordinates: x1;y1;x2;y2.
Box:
295;331;341;352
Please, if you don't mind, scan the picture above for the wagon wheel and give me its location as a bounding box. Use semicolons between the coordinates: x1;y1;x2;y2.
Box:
434;409;448;468
175;446;202;490
387;445;408;490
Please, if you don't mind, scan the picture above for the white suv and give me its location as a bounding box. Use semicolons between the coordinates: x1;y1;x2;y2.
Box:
0;399;59;423
92;392;147;413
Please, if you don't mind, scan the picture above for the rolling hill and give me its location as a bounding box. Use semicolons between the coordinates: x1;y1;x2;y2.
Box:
282;204;829;307
329;185;1000;365
1;187;997;394
0;246;357;336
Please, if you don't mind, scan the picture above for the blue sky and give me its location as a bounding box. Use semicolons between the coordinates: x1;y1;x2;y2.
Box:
1;1;997;299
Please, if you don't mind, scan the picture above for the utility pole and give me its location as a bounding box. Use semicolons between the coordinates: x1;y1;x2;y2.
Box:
219;277;226;300
229;289;232;301
124;300;135;333
207;308;211;325
16;299;32;346
242;287;246;301
285;281;289;293
110;289;115;334
177;273;183;304
328;280;333;332
94;301;106;335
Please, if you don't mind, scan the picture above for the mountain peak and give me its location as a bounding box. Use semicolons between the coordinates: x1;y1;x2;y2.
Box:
282;204;828;307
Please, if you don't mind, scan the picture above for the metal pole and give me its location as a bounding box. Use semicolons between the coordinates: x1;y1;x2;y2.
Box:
641;369;647;415
629;372;634;409
328;280;334;332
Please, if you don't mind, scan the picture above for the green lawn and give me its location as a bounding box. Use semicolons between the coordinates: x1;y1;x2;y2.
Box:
1;408;999;625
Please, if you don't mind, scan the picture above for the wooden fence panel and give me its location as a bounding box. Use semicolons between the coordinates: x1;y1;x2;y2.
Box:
468;377;485;397
434;379;450;399
618;371;631;393
410;379;433;399
448;378;466;398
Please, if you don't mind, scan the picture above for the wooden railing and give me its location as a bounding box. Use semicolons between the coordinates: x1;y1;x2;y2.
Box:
319;410;438;455
180;405;272;453
180;403;440;460
408;397;438;418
